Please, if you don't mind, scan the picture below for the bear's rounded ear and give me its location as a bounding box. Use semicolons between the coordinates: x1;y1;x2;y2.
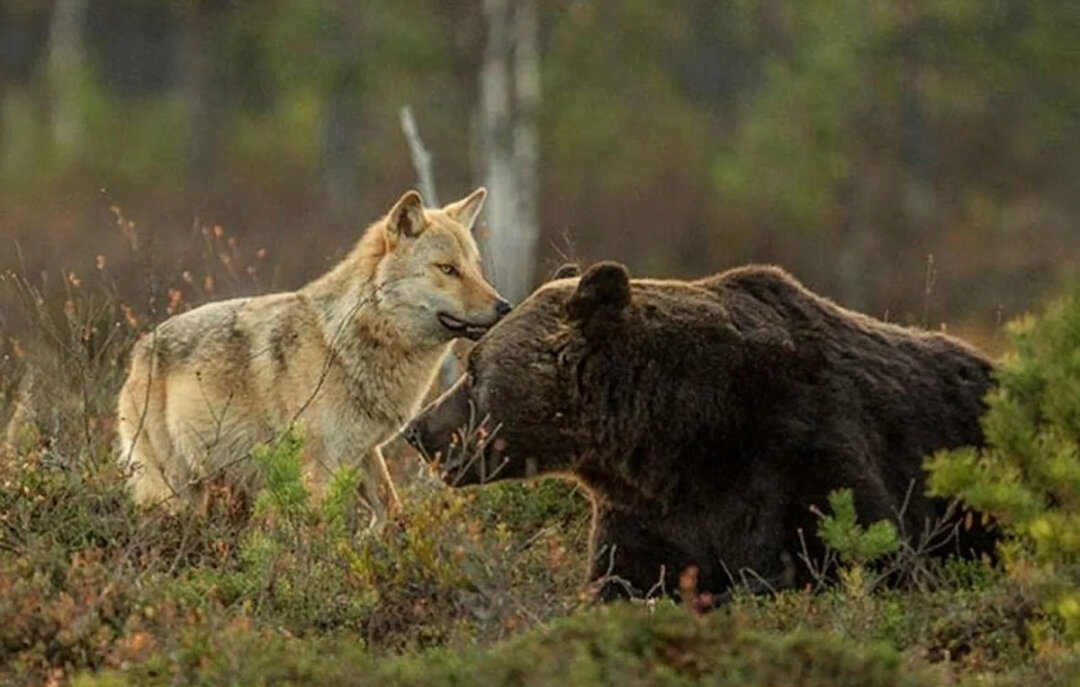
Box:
548;263;580;281
566;262;631;322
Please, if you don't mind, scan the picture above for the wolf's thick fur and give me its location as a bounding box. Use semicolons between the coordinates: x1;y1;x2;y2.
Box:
117;189;508;521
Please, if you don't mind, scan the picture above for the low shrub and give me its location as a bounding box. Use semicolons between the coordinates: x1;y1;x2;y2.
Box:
75;603;937;687
0;427;591;684
928;284;1080;640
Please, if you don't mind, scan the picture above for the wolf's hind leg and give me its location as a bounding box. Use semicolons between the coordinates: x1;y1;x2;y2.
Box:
118;366;185;510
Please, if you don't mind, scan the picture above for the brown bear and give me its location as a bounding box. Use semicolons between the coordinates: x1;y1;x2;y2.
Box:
404;262;997;600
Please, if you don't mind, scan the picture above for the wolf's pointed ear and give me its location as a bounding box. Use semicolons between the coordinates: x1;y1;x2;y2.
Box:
566;262;631;322
387;190;426;239
443;187;487;232
548;263;580;281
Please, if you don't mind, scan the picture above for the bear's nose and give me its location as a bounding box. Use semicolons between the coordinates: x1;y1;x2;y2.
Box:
401;420;422;449
495;299;512;317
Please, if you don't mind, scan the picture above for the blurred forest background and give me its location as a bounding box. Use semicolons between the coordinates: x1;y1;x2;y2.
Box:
0;0;1077;347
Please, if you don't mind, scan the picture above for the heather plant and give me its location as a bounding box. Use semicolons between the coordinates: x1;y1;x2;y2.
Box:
73;603;940;687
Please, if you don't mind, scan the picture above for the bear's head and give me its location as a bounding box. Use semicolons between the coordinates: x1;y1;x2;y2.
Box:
402;260;769;489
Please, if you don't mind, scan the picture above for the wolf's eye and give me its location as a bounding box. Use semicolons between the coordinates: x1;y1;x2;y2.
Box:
437;263;459;277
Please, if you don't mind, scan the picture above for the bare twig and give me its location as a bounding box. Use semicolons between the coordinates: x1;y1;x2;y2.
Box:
398;106;440;207
588;543;637;601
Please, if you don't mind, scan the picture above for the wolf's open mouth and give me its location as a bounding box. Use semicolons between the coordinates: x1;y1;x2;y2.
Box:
437;313;492;340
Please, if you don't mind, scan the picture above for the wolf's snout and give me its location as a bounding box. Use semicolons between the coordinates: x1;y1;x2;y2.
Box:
434;294;508;341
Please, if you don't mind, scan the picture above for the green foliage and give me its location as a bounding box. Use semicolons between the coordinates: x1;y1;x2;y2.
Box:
225;437;590;645
729;579;1059;684
321;465;364;535
470;479;589;535
817;488;902;567
251;426;309;519
928;284;1080;638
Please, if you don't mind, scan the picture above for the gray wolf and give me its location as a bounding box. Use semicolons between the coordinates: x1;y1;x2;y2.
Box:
118;188;509;523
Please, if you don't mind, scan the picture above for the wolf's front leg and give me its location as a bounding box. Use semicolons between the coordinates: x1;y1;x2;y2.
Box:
360;445;402;526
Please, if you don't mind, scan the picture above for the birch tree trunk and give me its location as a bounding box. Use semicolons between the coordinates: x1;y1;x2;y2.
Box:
479;0;540;304
47;0;89;165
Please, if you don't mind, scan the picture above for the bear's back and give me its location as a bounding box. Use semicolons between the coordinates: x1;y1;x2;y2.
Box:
701;265;993;403
704;264;992;526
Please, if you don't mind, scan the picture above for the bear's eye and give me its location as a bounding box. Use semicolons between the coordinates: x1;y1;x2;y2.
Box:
437;263;459;278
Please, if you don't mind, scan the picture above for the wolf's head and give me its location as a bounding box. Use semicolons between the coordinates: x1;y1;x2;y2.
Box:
372;188;511;344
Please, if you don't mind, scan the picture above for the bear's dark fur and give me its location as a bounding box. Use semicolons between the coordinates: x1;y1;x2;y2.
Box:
405;262;997;600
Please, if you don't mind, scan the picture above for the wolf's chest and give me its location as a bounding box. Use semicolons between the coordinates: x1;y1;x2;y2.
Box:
320;354;435;425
